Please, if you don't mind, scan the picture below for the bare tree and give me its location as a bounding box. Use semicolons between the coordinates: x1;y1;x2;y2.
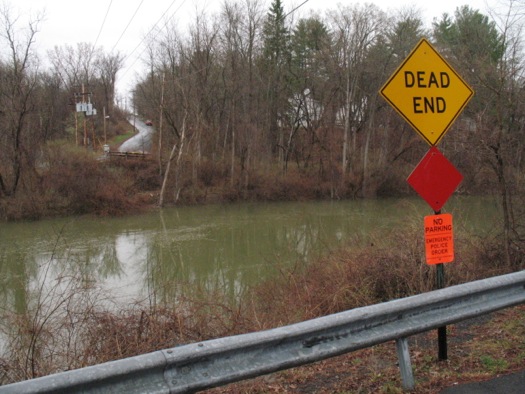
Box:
433;3;525;267
94;51;124;114
219;0;265;186
328;3;384;192
47;43;97;89
0;5;42;197
159;84;188;207
139;17;192;206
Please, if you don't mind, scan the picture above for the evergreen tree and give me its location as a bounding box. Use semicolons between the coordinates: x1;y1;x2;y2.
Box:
261;0;292;158
291;17;330;90
262;0;290;67
433;6;504;65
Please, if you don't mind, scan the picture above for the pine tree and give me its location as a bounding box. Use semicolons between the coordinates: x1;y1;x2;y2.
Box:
261;0;292;159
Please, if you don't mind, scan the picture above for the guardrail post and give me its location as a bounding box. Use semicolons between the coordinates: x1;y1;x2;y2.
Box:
396;337;414;391
1;271;524;393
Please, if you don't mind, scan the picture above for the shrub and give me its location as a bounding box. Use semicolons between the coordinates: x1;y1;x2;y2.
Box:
42;143;137;216
109;156;161;191
246;219;516;329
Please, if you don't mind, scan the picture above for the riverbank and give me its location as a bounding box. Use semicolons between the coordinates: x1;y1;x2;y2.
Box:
0;142;412;222
1;213;522;390
0;113;422;222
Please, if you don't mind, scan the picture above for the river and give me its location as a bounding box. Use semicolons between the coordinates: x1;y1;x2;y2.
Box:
0;196;501;314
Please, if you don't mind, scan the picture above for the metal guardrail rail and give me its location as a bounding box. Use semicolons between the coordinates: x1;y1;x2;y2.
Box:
107;151;149;158
1;270;524;393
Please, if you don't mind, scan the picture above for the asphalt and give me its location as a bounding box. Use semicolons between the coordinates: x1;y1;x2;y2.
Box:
440;370;525;393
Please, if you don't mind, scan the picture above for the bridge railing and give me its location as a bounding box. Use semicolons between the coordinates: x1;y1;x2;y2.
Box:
107;151;149;158
1;270;524;394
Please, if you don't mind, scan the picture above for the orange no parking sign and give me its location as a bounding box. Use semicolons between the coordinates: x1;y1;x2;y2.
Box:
424;213;454;265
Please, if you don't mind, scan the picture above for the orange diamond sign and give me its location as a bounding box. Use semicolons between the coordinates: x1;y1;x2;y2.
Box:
380;38;474;145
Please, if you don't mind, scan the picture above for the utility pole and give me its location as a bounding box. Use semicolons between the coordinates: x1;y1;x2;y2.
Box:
102;107;108;145
133;94;137;133
74;84;97;148
83;84;87;146
75;111;79;146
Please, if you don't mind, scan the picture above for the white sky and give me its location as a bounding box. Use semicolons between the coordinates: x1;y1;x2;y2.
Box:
9;0;493;99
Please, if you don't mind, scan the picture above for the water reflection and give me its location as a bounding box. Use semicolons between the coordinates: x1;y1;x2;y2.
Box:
0;197;502;314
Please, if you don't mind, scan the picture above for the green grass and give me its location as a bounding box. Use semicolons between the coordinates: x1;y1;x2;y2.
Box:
480;355;508;373
110;130;136;145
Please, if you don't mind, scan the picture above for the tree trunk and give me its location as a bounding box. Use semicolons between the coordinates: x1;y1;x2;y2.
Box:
490;141;512;267
158;73;165;177
159;110;187;207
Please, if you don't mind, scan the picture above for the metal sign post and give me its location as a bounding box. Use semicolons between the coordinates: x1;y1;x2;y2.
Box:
424;211;455;360
436;263;447;360
434;210;448;360
380;38;474;362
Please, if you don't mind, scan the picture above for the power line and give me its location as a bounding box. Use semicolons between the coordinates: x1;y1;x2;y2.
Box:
93;0;113;50
284;0;311;19
118;0;309;94
110;0;146;53
118;0;186;85
123;0;183;64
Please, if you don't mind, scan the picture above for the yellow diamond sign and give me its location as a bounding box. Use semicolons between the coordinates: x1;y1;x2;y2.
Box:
380;38;474;146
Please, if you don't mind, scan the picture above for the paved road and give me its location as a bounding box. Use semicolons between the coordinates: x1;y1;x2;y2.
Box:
440;370;525;393
118;116;153;153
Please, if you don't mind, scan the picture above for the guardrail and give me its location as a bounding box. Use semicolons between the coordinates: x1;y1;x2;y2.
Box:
1;270;524;393
107;151;149;159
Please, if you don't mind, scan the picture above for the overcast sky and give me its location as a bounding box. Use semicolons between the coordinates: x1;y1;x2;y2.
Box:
8;0;493;98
